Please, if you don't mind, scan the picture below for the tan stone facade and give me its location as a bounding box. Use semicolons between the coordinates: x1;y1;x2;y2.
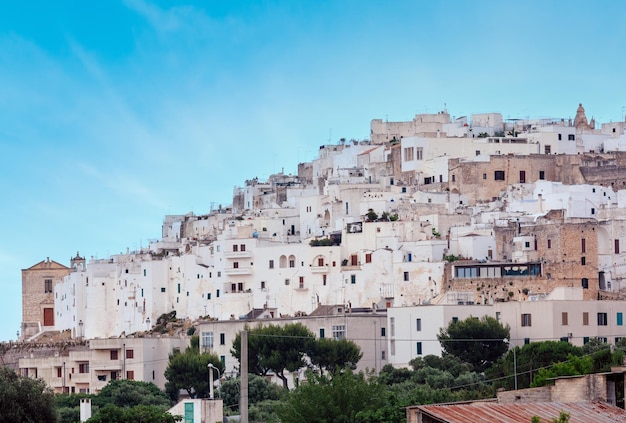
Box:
21;257;70;339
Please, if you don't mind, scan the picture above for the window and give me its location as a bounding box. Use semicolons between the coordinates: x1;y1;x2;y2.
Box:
79;363;89;373
416;318;422;331
161;287;166;293
269;260;274;269
525;241;530;248
233;262;239;269
598;313;608;326
475;150;481;156
519;170;526;183
547;239;552;249
618;312;623;326
558;133;562;141
416;342;423;355
483;173;487;180
545;145;551;154
560;337;569;342
57;367;62;378
126;349;134;359
299;276;304;289
284;279;290;286
110;350;118;360
381;350;386;360
289;259;295;268
403;271;409;281
390;340;396;356
404;147;414;161
524;338;530;345
583;312;589;326
539;170;545;180
616;240;620;254
582;278;589;289
240;244;246;251
260;281;265;289
568;134;575;141
202;332;214;349
581;238;586;253
318;257;325;266
323;274;327;286
452;174;456;182
521;313;532;327
216;289;220;297
494;171;505;180
390;317;395;337
126;370;134;380
44;279;53;293
350;274;356;284
452;317;458;324
365;253;372;263
332;325;346;340
232;244;238;252
416;147;423;160
177;283;181;293
562;312;568;326
381;327;386;337
319;328;325;338
581;257;586;266
220;333;225;345
217;271;221;277
583;337;590;344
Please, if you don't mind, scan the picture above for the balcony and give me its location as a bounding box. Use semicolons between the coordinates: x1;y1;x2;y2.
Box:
310;265;328;273
224;251;253;259
224;267;252;275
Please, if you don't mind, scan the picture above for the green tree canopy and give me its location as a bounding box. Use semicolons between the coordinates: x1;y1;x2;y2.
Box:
309;338;363;375
438;315;510;372
164;341;224;400
0;366;57;423
220;374;283;415
93;379;173;409
86;404;181;423
232;323;315;389
277;369;386;423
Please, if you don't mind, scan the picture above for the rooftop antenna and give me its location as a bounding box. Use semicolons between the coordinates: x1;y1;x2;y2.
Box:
444;102;447;114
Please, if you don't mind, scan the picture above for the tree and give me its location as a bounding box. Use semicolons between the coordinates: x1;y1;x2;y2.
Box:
164;338;224;400
0;366;57;423
309;338;362;375
93;379;173;409
86;404;181;423
220;374;283;414
232;323;315;389
438;316;510;372
277;369;386;423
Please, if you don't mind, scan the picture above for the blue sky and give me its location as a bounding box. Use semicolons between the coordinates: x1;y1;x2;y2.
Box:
1;0;625;341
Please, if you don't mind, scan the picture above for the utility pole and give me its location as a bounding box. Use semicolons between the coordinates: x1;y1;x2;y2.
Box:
240;330;248;423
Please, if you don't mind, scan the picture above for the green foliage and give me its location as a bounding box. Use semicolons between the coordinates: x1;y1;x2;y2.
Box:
443;254;460;262
220;374;283;414
187;326;196;336
487;341;583;390
531;354;594;387
365;209;378;222
389;213;399;221
232;324;315;389
438;316;510;372
309;237;334;246
277;370;386;423
93;379;172;409
431;227;441;238
0;366;57;423
86;404;181;423
164;346;224;400
477;132;489;138
309;338;362;375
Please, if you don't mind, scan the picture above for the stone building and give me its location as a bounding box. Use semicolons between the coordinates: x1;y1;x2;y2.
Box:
21;256;78;340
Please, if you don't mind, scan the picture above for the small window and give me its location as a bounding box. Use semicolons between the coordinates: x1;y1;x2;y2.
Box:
110;350;118;360
319;328;325;338
494;170;505;180
350;274;356;284
545;145;551;154
220;333;225;345
568;134;575;141
558;133;562;141
615;240;620;254
365;253;372;264
126;370;134;380
452;317;458;324
561;312;568;326
617;312;623;326
416;318;422;331
79;363;89;374
583;336;590;344
582;278;589;289
598;313;608;326
539;170;545;180
126;349;134;359
524;338;530;345
521;313;532;327
232;244;238;252
483;173;487;180
581;238;586;253
583;312;589;326
381;327;386;337
44;279;53;293
416;342;423;355
161;287;166;293
452;174;456;182
403;271;409;281
547;239;552;249
269;260;274;269
581;257;586;265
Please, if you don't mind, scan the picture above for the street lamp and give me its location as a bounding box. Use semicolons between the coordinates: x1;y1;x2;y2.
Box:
208;363;221;399
504;338;518;390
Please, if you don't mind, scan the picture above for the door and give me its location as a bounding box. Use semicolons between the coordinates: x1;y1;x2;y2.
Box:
43;308;54;326
519;170;526;183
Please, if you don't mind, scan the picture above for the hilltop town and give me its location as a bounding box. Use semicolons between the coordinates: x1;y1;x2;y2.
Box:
13;103;626;395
